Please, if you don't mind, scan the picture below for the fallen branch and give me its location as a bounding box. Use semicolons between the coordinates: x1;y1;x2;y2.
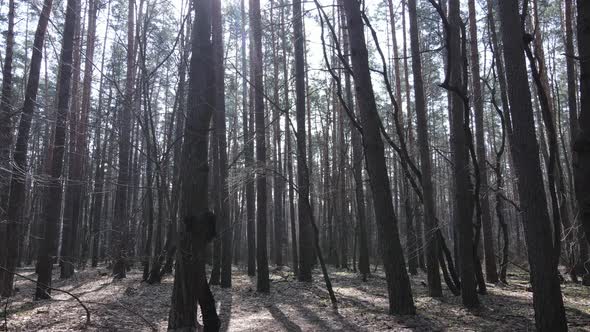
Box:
0;265;90;326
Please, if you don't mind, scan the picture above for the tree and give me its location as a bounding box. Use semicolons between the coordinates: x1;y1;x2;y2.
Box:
294;0;314;283
112;0;136;279
250;0;270;293
341;0;415;315
0;0;16;296
35;0;79;299
211;0;232;289
574;0;590;249
242;0;256;277
498;0;567;329
467;0;498;283
1;0;54;298
168;0;220;330
408;0;442;297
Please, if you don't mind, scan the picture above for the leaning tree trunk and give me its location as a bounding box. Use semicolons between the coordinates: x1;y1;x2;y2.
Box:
341;0;415;315
1;0;53;298
35;0;78;300
498;0;568;330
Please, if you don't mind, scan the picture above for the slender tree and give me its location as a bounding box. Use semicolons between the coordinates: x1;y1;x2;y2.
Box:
0;0;16;296
250;0;270;293
408;0;442;297
467;0;498;283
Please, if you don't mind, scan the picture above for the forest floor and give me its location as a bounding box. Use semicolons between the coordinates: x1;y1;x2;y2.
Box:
1;264;590;331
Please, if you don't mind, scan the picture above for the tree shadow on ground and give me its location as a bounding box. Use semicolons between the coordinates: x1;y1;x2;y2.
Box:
217;287;233;332
266;303;303;332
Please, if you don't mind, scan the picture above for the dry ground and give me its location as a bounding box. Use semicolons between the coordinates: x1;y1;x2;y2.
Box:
1;264;589;331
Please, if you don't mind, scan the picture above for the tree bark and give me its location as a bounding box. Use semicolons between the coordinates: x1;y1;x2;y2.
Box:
498;0;568;329
408;0;442;297
35;0;78;299
1;0;53;298
342;0;415;315
0;0;15;297
467;0;498;284
294;0;314;283
168;0;220;330
250;0;270;293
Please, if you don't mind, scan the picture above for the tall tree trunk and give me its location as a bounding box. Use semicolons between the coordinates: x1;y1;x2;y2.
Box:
242;0;256;277
294;0;314;283
112;0;135;279
211;0;232;289
35;0;78;299
446;0;480;308
1;0;53;298
575;0;590;251
467;0;498;284
408;0;442;297
0;0;15;296
282;0;298;277
250;0;270;293
168;0;219;330
570;0;590;279
498;0;568;329
342;0;415;315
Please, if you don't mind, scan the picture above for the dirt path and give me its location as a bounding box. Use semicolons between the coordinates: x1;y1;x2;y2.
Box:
2;265;589;331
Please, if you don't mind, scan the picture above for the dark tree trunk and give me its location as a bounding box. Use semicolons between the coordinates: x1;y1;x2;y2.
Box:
1;0;53;298
575;0;590;262
0;0;15;297
468;0;498;284
342;0;415;315
250;0;270;293
212;0;232;289
35;0;78;299
447;0;479;308
168;0;219;330
242;0;256;277
408;0;442;297
112;0;135;279
294;0;314;283
281;0;298;277
498;0;568;329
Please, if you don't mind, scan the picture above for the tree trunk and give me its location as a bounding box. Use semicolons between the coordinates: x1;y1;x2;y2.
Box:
35;0;78;299
342;0;415;315
498;0;568;329
408;0;442;297
467;0;498;284
294;0;314;283
446;0;480;308
1;0;53;298
112;0;135;279
250;0;270;293
211;0;232;289
0;0;15;296
168;0;220;330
